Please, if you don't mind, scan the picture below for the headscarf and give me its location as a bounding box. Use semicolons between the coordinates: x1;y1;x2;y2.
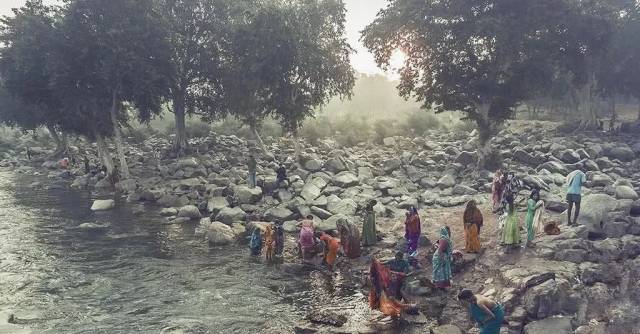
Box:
439;226;453;258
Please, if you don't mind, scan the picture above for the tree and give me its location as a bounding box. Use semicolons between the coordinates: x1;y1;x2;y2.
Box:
161;0;229;154
362;0;594;169
221;0;354;155
51;0;172;178
0;0;69;155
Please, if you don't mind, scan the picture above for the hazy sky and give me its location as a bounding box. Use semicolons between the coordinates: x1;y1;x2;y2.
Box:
0;0;393;76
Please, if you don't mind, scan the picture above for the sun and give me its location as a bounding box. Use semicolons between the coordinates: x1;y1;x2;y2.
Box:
386;49;407;79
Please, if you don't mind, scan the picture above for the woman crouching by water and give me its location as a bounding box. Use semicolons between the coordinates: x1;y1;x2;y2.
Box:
457;289;504;334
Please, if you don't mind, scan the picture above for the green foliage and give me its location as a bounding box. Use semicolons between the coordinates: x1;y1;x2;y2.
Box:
361;0;598;142
0;0;62;131
123;126;160;144
51;0;172;138
400;112;442;136
222;0;354;133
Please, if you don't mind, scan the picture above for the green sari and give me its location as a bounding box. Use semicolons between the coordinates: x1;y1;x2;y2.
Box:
362;211;377;246
501;208;520;245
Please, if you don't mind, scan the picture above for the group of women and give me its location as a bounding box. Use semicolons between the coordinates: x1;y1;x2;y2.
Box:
492;169;546;249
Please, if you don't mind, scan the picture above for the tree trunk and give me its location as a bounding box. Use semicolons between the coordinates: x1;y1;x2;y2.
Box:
96;133;115;178
292;130;301;162
46;125;68;158
110;92;130;179
474;104;498;171
173;95;187;154
250;123;267;154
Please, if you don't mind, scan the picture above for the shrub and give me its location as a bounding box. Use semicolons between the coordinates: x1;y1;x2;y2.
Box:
124;126;159;144
333;115;370;147
401;111;442;135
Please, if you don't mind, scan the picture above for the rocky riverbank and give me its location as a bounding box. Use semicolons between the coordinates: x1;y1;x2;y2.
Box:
2;120;640;333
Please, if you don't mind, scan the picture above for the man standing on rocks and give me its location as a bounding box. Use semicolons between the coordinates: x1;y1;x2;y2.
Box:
566;167;586;226
248;154;257;188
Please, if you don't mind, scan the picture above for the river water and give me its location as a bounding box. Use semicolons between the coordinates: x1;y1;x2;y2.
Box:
0;170;370;334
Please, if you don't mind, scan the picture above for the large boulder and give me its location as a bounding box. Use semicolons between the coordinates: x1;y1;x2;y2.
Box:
357;166;373;182
514;149;544;166
454;151;477;166
332;172;359;188
571;194;618;231
615;185;639;200
264;206;295;221
207;197;229;213
157;194;188;208
300;177;326;202
115;179;137;192
325;157;347;173
234;186;262;205
177;205;202;219
203;220;236;246
538;161;569;175
523;279;573;319
215;206;246;225
437;174;456;189
91;199;115;211
523;316;573;334
382;158;402;174
317;214;348;231
327;196;357;216
304;159;323;172
605;145;635;162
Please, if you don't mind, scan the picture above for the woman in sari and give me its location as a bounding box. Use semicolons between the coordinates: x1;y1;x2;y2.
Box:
491;169;504;212
432;226;453;289
337;219;361;258
319;232;341;271
249;228;263;256
264;224;275;262
298;218;317;260
525;189;545;245
369;258;413;317
404;207;421;255
458;289;504;334
501;194;521;248
463;200;482;253
362;200;377;247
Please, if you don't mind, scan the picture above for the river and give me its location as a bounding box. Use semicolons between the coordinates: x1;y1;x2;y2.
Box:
0;170;372;334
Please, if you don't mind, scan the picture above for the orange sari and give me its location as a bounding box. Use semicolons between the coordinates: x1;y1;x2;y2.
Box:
464;223;481;253
320;234;340;267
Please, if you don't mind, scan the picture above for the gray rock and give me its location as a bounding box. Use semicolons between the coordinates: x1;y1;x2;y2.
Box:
569;194;618;232
590;173;613;187
264;206;295;221
605;145;635;162
603;220;629;238
177;157;199;169
177;205;201;219
538;161;568;175
327;196;357;216
432;324;462;334
157;194;188;208
215;206;246;224
383;158;402;173
559;149;581;163
382;137;396;146
283;221;299;233
78;222;110;230
300;177;326;202
437;174;456;189
204;220;236;246
310;206;332;219
115;179;137;192
452;184;478;195
207;197;229;213
91;199;115;211
436;195;470;207
631;200;640;216
514;149;544;166
304;159;323;172
234;186;262;204
579;262;621;285
325;157;347;173
332;172;359;187
523;316;572;334
160;208;177;216
317;214;348;231
179;177;203;189
615;185;639;200
357;166;373;182
454;151;477;166
523;279;572;319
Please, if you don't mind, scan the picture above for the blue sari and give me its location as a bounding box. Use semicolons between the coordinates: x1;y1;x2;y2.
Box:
432;227;453;288
249;229;262;256
470;303;504;334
